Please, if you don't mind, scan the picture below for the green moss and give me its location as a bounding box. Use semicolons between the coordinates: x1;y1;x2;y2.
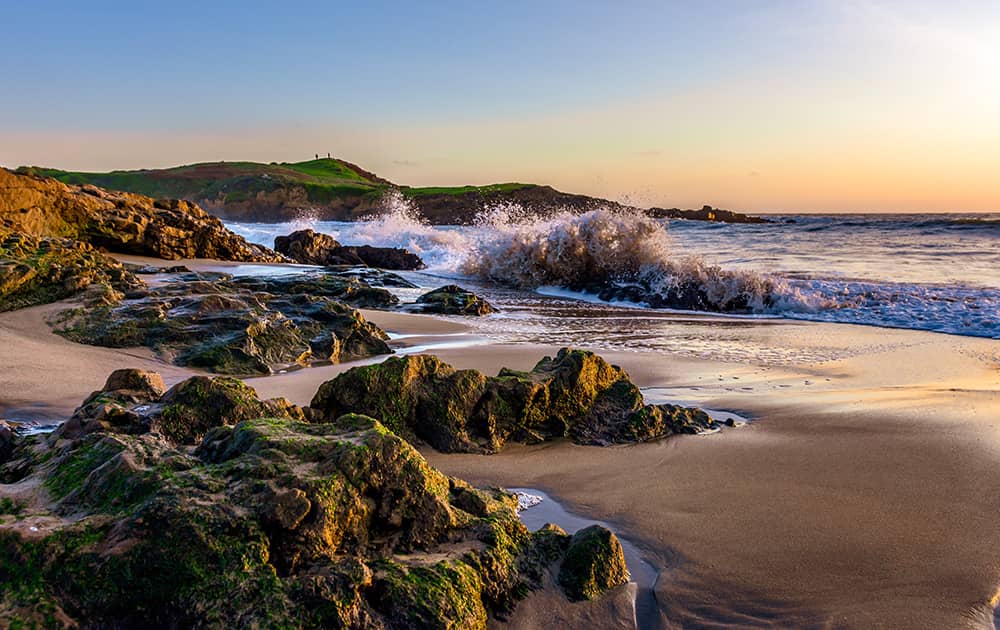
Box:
373;559;488;629
43;438;124;500
557;525;629;601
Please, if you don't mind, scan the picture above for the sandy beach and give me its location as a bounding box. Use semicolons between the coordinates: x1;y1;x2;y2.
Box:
2;279;998;628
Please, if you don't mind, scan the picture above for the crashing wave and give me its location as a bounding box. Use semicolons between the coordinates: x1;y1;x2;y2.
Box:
461;206;818;313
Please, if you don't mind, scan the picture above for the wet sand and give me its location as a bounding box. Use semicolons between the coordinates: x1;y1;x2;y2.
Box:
0;302;197;421
423;328;1000;628
3;269;999;628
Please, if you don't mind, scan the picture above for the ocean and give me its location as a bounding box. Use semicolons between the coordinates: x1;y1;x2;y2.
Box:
225;205;1000;341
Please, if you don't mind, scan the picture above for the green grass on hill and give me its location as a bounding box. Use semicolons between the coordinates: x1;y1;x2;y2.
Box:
16;160;537;205
281;159;372;183
402;183;535;197
18;159;383;202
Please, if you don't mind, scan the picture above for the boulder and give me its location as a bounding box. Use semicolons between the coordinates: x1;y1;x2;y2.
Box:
558;525;630;601
274;228;425;270
274;229;342;265
310;355;488;452
412;285;496;316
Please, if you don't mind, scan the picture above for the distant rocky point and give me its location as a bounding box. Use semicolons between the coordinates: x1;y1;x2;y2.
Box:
648;204;769;224
17;159;768;225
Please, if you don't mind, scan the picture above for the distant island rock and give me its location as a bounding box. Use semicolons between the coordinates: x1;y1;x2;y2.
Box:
17;159;769;225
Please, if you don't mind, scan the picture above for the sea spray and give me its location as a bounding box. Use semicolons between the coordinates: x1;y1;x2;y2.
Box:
461;206;815;313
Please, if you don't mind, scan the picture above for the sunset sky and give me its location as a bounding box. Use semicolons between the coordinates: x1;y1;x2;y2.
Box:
2;1;998;212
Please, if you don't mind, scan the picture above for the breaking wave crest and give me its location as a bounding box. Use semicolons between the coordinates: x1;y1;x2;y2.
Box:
461;206;817;313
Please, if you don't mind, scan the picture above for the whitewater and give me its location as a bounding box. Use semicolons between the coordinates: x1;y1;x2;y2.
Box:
225;198;1000;340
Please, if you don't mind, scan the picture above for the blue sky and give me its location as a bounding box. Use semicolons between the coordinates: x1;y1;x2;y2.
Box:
2;1;999;211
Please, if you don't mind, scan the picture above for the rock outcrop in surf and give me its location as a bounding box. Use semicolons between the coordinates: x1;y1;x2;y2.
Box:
411;284;496;316
274;228;425;270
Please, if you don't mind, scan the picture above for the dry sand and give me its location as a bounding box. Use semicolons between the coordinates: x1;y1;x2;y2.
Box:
2;282;999;628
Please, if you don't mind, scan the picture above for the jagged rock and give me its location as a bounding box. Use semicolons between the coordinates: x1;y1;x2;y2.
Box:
412;285;496;316
0;230;144;311
53;272;393;375
587;280;765;313
311;348;718;452
0;387;624;628
558;525;630;601
0;168;285;262
274;228;425;270
274;229;342;265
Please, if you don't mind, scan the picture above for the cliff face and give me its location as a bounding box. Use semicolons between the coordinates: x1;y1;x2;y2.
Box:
0;168;284;261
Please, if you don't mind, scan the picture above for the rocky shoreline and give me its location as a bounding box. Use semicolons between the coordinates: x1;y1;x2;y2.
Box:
0;169;727;628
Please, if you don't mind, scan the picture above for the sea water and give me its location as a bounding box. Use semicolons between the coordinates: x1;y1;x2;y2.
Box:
225;204;999;340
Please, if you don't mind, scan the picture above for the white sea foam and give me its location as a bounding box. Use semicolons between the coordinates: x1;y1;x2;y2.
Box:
460;205;818;313
224;208;1000;339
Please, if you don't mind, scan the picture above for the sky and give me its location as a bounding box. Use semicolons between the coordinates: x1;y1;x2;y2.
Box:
2;0;998;212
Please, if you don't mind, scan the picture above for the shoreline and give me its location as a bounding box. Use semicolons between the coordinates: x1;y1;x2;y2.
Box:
2;261;998;627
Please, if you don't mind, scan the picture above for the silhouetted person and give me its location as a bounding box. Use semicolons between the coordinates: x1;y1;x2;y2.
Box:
327;152;331;158
315;154;319;159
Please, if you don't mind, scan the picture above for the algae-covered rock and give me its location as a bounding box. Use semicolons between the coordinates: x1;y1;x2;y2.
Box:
311;347;718;452
412;284;496;316
0;371;638;628
311;355;488;452
558;525;630;601
153;376;304;445
0;230;143;311
54;271;393;375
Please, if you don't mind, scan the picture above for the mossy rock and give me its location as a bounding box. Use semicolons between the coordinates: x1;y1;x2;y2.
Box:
557;525;629;601
0;368;654;627
413;285;496;316
311;355;487;451
0;230;143;312
54;272;394;375
311;347;715;453
153;376;303;445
